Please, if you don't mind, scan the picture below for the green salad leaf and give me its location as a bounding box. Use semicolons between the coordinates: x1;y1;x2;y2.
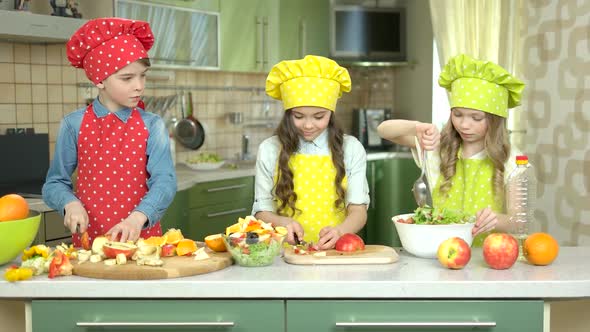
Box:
187;152;223;164
412;206;475;225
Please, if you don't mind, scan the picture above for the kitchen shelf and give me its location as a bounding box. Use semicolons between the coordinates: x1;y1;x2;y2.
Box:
77;82;265;93
0;10;86;43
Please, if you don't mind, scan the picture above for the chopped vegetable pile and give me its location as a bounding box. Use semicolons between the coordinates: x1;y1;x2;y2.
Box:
186;152;223;164
406;206;475;225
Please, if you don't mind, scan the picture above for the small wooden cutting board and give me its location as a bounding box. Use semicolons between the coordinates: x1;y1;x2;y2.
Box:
72;249;233;280
283;245;399;265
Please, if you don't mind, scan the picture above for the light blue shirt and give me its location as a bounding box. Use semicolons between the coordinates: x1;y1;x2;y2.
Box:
42;98;177;227
252;130;370;215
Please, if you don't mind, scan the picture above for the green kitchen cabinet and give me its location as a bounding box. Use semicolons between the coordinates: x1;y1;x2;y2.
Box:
278;0;329;60
220;0;279;72
366;157;420;247
32;299;284;332
159;189;188;231
287;300;544;332
185;176;254;241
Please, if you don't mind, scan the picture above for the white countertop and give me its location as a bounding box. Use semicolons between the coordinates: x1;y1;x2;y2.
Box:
1;247;588;300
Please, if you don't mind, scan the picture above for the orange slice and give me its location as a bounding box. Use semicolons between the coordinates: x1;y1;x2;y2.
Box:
226;223;241;236
141;235;168;247
204;234;227;252
163;228;184;244
176;239;197;256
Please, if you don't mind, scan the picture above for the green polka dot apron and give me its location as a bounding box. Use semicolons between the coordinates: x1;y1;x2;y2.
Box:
275;154;348;243
432;153;503;247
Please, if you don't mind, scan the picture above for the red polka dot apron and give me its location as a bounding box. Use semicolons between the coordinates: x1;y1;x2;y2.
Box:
72;104;161;246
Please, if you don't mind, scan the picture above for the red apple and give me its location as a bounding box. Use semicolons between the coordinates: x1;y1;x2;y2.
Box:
91;235;109;256
161;244;177;257
102;242;138;259
335;233;365;252
483;233;519;270
437;237;471;269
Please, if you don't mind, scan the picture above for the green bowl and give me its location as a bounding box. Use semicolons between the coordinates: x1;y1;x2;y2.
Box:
0;211;41;265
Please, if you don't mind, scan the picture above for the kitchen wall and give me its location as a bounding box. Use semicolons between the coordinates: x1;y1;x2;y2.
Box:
0;41;403;164
521;1;590;246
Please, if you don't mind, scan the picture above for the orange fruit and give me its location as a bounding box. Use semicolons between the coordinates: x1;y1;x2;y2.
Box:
141;235;168;247
176;239;197;256
523;232;559;266
163;228;184;244
0;194;29;222
205;234;227;252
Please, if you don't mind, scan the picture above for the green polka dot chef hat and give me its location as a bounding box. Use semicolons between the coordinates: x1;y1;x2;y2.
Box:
438;54;525;118
266;55;351;112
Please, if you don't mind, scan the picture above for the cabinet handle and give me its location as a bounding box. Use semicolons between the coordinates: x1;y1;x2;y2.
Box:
298;17;307;58
262;16;269;65
256;16;263;66
77;321;235;327
370;162;375;209
207;184;246;192
207;208;247;218
335;321;496;328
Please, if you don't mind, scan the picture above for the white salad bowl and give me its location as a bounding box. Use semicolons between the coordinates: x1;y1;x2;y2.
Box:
184;160;225;171
392;213;475;259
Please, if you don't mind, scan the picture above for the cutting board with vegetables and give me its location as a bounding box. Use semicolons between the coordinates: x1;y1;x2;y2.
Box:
283;245;399;265
72;250;232;280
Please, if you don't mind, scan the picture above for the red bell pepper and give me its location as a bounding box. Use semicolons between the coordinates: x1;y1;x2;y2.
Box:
48;251;73;279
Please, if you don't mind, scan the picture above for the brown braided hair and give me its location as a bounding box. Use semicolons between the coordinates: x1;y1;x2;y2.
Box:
274;109;347;217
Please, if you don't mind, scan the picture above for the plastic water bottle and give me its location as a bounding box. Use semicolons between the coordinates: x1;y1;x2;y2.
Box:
506;155;537;258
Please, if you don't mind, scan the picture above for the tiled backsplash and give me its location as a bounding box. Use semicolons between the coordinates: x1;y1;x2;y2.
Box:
0;41;398;164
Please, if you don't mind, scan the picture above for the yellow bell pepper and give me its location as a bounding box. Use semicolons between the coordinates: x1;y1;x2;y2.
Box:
4;266;34;282
22;245;50;261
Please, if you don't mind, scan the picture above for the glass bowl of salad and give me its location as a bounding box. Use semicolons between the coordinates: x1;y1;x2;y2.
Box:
392;206;475;259
222;216;287;267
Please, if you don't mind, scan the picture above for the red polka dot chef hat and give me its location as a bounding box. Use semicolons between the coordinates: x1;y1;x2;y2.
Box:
66;17;154;84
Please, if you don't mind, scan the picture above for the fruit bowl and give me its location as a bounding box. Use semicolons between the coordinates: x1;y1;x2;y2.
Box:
392;213;474;259
0;211;41;265
184;161;225;171
222;233;285;267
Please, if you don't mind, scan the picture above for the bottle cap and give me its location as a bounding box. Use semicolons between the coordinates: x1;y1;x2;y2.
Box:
516;155;528;165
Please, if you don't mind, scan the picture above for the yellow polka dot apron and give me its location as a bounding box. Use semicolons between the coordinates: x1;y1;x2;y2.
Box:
275;154;347;243
432;153;503;247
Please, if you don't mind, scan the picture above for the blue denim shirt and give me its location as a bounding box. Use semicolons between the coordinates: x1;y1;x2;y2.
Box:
42;98;177;227
252;130;370;215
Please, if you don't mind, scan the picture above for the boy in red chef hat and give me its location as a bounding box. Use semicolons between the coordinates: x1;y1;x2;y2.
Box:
43;18;177;246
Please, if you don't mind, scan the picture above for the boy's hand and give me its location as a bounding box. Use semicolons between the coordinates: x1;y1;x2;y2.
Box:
415;122;440;151
64;200;89;234
106;211;147;243
473;207;497;236
285;219;304;245
317;226;343;250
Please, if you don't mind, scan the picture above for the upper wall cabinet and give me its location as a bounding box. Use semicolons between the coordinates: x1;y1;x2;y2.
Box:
278;0;329;61
219;0;279;73
115;0;220;70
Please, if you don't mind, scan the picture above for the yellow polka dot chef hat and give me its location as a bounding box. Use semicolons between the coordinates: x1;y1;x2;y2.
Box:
438;54;525;118
266;55;351;112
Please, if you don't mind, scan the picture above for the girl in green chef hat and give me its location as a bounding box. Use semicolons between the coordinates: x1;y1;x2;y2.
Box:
377;54;526;246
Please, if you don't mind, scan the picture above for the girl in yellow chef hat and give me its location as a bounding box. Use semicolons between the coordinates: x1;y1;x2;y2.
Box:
252;55;370;249
377;54;526;246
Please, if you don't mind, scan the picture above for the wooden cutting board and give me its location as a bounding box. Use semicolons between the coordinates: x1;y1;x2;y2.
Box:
283;245;399;265
72;249;233;280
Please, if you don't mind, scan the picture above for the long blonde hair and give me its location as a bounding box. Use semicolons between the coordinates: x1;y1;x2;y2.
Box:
274;109;346;217
438;112;510;201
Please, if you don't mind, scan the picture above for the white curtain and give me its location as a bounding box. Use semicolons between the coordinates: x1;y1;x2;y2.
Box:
429;0;525;146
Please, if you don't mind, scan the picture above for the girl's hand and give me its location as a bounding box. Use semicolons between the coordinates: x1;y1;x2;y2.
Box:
285;219;304;245
64;200;89;234
473;207;497;236
415;122;440;151
317;226;343;250
106;211;147;243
